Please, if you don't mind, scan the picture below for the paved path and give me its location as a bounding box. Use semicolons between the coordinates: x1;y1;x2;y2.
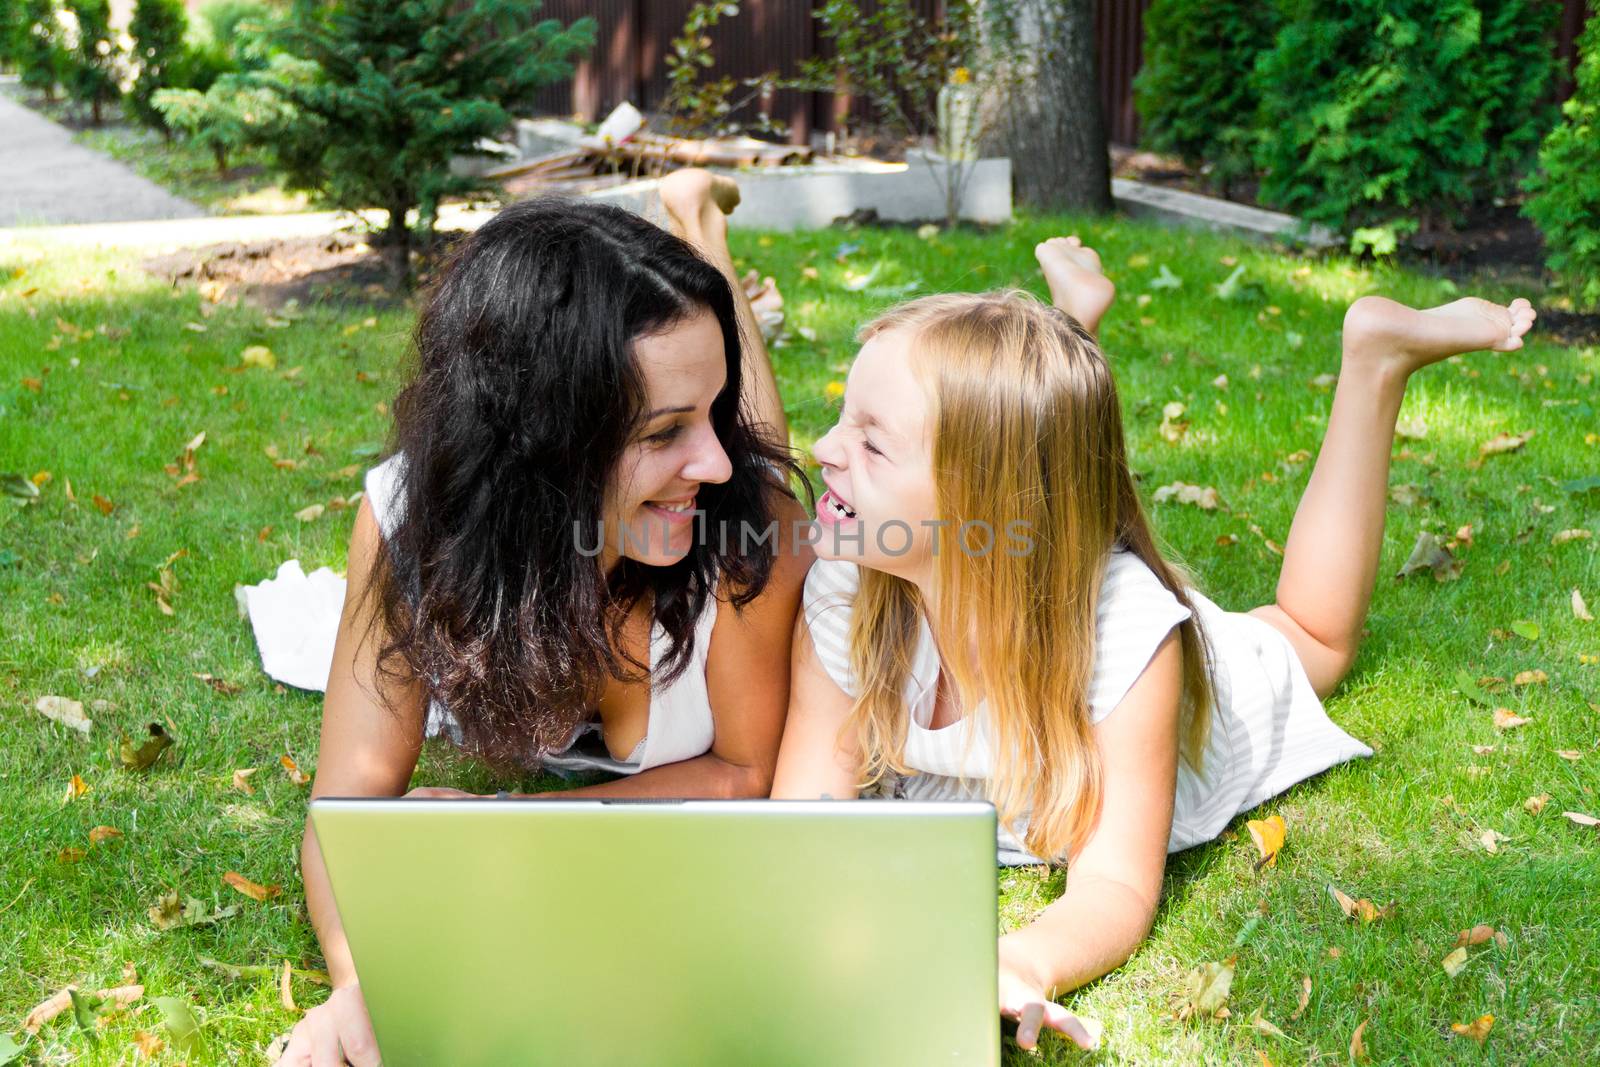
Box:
0;86;203;227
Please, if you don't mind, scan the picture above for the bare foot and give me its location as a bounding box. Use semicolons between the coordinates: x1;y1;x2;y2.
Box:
1342;295;1537;378
659;168;740;241
1035;236;1115;337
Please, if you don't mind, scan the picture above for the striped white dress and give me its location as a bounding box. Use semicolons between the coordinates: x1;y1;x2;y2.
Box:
802;551;1372;864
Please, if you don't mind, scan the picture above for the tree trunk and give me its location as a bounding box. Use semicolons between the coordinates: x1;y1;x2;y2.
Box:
213;143;229;178
990;0;1112;214
383;202;412;290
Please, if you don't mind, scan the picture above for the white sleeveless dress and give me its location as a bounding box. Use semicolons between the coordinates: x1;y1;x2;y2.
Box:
365;455;720;776
802;551;1372;864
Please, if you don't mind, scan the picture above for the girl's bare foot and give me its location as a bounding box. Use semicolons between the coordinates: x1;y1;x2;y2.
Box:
1035;236;1116;337
659;168;740;241
1342;295;1536;378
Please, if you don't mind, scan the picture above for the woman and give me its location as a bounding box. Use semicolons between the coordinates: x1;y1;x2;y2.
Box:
772;237;1534;1051
276;172;814;1067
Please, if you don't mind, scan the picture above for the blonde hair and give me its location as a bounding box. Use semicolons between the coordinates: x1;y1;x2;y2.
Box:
846;291;1213;860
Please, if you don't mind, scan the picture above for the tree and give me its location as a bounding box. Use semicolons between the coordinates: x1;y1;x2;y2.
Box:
65;0;119;124
244;0;594;280
1524;0;1600;308
127;0;188;129
2;0;26;69
14;0;68;100
984;0;1111;213
154;53;310;176
787;0;993;227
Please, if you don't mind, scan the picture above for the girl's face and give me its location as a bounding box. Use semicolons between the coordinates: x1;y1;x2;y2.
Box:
811;327;940;579
602;308;733;568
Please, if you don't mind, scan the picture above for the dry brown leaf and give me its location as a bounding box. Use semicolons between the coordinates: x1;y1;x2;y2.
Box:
1563;810;1599;828
92;493;116;516
1479;829;1507;853
1328;884;1392;924
36;695;91;734
1556;749;1584;761
281;754;311;786
23;982;142;1034
222;870;281;902
232;767;258;795
1451;1014;1494;1043
1290;975;1311;1020
57;846;86;863
1512;670;1548;687
1477;430;1534;460
1453;924;1497;948
280;959;299;1013
1471;744;1496;755
1552;529;1592;545
1493;708;1532;730
294;503;325;523
1396;530;1463;582
1246;814;1287;869
88;825;123;845
1251;1014;1288;1040
194;672;242;695
133;1029;166;1058
1350;1018;1370;1063
1181;956;1235;1019
1524;793;1550;815
1441;946;1470;977
1152;481;1222;510
1575;589;1594;623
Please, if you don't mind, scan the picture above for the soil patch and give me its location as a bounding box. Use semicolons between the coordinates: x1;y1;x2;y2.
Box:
141;232;462;308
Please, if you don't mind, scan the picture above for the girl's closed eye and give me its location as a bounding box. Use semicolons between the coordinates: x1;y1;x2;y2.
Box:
861;435;884;457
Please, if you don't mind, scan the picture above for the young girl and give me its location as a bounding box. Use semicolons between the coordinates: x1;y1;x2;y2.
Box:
772;237;1535;1051
277;173;813;1067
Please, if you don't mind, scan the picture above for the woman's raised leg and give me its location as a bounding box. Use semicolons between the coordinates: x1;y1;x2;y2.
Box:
1251;295;1536;697
658;168;789;447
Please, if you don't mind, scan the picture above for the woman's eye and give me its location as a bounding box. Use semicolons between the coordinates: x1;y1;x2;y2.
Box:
648;425;682;445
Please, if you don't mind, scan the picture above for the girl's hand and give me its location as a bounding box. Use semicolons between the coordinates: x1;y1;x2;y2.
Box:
998;937;1102;1053
402;786;479;799
274;982;380;1066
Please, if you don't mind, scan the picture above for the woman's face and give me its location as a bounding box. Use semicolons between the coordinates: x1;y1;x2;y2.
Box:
810;326;940;580
601;308;734;569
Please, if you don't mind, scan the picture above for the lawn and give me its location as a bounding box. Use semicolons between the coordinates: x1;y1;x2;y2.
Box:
1;213;1596;1065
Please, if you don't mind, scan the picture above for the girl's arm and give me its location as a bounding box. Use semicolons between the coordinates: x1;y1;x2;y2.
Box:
770;616;863;799
1002;630;1183;1050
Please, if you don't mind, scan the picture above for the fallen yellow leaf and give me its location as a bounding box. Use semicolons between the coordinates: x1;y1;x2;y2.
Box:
1576;589;1595;623
232;767;258;794
1442;946;1470;977
88;825;123;845
1552;529;1592;545
280;959;299;1013
1524;793;1549;814
1290;975;1311;1020
57;846;86;863
294;503;325;523
1556;749;1584;761
1350;1018;1370;1062
281;754;311;785
1453;924;1497;948
65;773;89;801
1479;829;1507;853
1493;708;1532;730
36;695;91;734
1246;814;1286;869
1451;1014;1494;1043
1512;670;1548;686
1564;810;1599;828
222;870;281;902
240;345;277;370
133;1029;166;1058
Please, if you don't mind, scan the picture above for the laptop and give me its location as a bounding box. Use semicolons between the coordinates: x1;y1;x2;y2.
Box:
310;798;1000;1066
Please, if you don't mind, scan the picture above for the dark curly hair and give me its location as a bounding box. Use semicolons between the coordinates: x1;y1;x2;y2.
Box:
364;196;803;767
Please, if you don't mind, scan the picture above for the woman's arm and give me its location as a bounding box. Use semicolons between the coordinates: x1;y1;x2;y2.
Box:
279;498;428;1066
1001;631;1182;1050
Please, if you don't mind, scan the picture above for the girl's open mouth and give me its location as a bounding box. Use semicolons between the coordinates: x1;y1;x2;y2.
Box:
817;488;858;526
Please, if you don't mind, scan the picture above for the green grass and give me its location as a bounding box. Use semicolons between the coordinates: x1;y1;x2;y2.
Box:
74;123;308;216
1;216;1597;1064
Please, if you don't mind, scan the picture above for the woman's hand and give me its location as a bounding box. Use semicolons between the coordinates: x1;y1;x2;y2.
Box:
402;786;479;799
274;982;380;1066
998;935;1102;1053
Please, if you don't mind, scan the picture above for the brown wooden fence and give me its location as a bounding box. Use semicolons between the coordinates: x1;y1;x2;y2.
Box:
533;0;1590;148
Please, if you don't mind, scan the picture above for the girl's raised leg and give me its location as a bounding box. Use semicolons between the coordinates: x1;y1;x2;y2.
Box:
1252;295;1536;697
1035;235;1116;339
658;168;789;447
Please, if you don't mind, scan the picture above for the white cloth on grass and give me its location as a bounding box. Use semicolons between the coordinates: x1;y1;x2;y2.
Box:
802;550;1373;865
